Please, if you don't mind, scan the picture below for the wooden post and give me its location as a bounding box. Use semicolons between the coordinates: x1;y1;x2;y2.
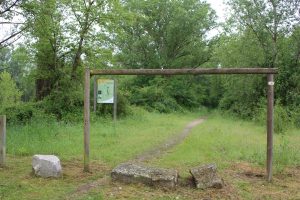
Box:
93;76;97;112
267;74;274;182
113;79;117;122
84;68;90;172
0;115;6;167
90;68;277;75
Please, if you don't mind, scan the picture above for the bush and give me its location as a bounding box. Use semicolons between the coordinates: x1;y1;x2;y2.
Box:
42;82;83;121
291;108;300;128
129;84;183;113
96;89;133;118
255;102;290;134
274;105;290;133
3;102;56;125
0;71;22;111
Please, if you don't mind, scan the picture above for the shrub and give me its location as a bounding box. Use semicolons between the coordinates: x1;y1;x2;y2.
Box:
3;102;56;125
0;71;22;111
255;102;290;134
96;89;132;118
42;83;83;121
291;108;300;128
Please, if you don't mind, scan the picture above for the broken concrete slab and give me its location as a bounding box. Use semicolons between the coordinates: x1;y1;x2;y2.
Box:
32;155;62;178
190;163;224;189
111;163;178;188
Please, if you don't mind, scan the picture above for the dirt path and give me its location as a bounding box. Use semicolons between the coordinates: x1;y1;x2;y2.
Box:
67;117;206;199
129;117;206;163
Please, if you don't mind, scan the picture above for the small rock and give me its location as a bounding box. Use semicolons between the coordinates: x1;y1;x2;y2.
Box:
32;155;62;178
111;163;178;188
190;163;224;189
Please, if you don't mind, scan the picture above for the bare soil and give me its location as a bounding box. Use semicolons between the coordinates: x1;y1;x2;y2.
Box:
129;117;206;163
68;117;206;199
99;162;300;200
67;117;300;199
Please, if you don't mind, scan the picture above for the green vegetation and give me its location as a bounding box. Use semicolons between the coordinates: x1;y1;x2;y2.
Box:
1;0;300;199
6;109;201;165
1;111;201;200
1;111;300;199
1;0;300;130
0;71;22;111
154;112;300;173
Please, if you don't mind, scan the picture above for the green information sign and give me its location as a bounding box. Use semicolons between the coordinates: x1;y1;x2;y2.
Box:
97;79;114;104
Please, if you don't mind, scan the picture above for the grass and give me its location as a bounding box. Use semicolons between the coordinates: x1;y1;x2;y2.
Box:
1;109;300;199
152;112;300;173
6;109;201;166
1;109;203;200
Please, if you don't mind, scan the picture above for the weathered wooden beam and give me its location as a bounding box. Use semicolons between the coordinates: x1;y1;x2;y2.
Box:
267;74;274;182
0;115;6;167
84;68;90;172
90;68;278;76
113;79;117;122
93;76;97;113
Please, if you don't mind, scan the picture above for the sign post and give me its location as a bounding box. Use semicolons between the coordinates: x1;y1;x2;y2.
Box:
267;74;274;182
93;76;97;112
1;115;6;167
84;69;90;172
113;79;117;122
97;79;117;121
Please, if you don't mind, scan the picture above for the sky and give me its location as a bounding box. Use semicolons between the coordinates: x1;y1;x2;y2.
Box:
206;0;227;22
205;0;228;37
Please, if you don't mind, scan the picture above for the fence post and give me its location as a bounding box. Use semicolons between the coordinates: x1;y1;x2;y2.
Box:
113;79;117;122
93;76;97;113
0;115;6;167
267;74;274;182
84;68;90;172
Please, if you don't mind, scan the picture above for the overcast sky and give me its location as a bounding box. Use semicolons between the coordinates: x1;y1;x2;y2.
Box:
206;0;227;22
205;0;228;37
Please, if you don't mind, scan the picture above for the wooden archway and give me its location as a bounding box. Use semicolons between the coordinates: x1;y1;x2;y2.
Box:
83;68;277;182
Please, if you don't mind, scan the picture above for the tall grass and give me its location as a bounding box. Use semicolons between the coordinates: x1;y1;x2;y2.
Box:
154;112;300;172
7;109;299;170
7;109;202;166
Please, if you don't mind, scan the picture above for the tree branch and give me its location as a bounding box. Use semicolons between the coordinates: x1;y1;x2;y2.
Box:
0;26;27;46
0;0;21;15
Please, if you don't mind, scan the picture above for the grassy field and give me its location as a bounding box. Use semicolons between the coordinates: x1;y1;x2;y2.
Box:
0;110;299;199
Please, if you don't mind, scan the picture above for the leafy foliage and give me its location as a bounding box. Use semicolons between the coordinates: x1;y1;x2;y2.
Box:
0;71;22;111
0;0;299;129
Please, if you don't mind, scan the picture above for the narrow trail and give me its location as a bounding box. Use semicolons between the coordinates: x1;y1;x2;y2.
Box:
67;117;206;199
129;117;206;163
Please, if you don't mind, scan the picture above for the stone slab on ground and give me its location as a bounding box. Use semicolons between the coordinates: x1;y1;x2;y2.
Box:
111;163;178;188
32;155;62;178
190;163;224;189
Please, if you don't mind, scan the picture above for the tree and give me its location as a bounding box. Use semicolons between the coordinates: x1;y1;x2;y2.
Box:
226;0;300;68
23;0;119;100
208;0;300;119
0;0;27;48
114;0;217;112
116;0;216;69
0;71;22;111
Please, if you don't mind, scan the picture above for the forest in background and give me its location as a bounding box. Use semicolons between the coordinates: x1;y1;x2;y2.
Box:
0;0;300;132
